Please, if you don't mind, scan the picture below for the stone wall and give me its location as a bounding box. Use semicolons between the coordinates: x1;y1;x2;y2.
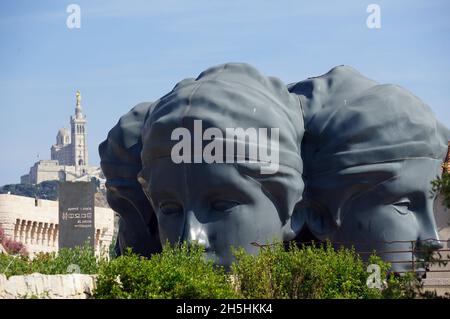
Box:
0;194;115;256
0;273;96;299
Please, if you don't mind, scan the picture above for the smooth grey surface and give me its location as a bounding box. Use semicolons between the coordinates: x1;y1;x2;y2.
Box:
100;63;450;271
58;181;95;249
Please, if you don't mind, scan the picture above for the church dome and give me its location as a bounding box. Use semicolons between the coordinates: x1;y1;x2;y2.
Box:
57;128;70;137
56;128;70;146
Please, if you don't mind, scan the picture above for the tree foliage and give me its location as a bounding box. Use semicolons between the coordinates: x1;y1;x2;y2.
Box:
0;181;59;200
431;172;450;209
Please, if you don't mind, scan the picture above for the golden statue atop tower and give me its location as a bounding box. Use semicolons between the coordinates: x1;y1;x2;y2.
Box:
76;90;81;106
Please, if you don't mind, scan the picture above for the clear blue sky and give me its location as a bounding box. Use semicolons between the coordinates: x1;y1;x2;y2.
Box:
1;0;449;185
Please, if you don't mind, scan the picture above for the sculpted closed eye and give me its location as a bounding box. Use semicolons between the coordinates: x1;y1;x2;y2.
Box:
159;202;183;215
393;199;411;215
211;200;240;212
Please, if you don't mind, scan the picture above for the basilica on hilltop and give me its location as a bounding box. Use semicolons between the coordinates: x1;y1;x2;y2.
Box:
21;91;102;184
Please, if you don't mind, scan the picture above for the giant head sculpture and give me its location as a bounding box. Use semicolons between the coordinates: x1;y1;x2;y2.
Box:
100;63;450;271
289;66;450;271
100;64;305;267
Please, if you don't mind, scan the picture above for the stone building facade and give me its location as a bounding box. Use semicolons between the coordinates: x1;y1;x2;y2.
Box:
51;128;72;166
0;194;114;256
21;91;102;185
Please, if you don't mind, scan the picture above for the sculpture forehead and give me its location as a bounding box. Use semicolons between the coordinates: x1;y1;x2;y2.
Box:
148;80;302;129
375;162;439;198
141;75;304;171
141;156;273;182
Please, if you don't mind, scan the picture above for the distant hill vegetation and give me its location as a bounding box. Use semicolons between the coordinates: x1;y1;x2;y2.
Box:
0;180;109;207
0;180;59;200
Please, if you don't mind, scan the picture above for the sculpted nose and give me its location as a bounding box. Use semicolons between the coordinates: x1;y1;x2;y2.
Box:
181;210;209;247
417;237;443;251
417;223;443;251
417;204;444;251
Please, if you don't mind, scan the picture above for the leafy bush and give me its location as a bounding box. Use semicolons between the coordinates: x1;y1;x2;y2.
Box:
380;272;423;299
95;241;415;299
231;242;388;299
0;243;100;278
1;239;438;299
431;172;450;208
31;244;101;275
94;242;237;299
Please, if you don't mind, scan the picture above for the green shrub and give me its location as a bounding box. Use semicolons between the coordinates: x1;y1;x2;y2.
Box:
231;241;388;299
93;242;237;299
1;240;432;299
31;244;101;275
0;243;100;278
0;254;31;278
381;272;422;299
431;172;450;208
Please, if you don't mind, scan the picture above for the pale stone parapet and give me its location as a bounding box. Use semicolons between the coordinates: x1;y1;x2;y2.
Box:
0;273;96;299
0;194;115;257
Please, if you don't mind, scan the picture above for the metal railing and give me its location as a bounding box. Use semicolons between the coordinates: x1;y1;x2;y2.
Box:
251;238;450;275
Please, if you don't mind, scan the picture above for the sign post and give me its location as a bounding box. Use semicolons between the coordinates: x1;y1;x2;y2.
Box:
58;181;95;250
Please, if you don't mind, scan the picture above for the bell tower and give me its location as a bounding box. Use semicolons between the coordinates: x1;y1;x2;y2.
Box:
70;90;89;173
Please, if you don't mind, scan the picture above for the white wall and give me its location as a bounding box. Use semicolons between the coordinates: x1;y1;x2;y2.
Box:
0;194;115;257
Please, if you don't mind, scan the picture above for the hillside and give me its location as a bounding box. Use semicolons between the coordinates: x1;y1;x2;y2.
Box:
0;180;110;208
0;180;58;200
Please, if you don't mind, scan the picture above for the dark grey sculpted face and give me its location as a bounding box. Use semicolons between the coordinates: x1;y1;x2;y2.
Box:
289;65;450;271
100;63;449;272
139;160;294;267
329;160;442;272
137;63;304;267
